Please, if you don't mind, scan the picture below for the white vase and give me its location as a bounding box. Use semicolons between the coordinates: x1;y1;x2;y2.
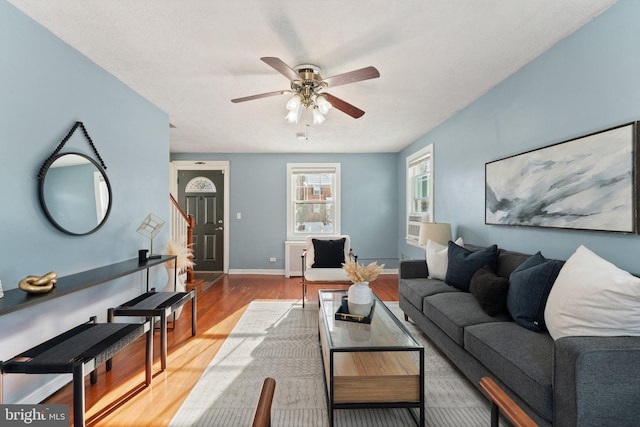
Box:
347;281;372;316
163;267;187;319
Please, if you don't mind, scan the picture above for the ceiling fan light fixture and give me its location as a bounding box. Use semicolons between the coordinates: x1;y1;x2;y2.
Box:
312;107;326;125
285;94;302;111
285;105;302;124
316;95;332;115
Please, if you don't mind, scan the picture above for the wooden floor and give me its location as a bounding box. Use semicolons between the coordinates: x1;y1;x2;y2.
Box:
44;274;399;426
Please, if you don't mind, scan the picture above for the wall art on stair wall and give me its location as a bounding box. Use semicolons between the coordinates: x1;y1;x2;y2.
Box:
485;121;639;233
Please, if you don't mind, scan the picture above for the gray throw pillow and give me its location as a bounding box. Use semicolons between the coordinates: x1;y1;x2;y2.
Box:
507;252;561;332
445;242;498;292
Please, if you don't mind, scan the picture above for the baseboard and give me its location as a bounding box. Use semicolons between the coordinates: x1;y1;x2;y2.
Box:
15;375;71;404
228;269;285;275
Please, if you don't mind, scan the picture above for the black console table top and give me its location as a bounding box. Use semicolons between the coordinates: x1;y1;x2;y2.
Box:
0;255;176;318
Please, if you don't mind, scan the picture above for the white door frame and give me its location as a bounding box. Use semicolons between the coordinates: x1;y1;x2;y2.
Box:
170;160;230;273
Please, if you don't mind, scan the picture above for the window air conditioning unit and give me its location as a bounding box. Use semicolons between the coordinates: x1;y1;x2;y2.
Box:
406;213;429;245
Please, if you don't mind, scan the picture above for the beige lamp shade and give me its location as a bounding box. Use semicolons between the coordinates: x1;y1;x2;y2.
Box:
418;222;452;246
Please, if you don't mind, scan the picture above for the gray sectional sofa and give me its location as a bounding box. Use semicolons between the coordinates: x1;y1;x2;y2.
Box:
398;243;640;426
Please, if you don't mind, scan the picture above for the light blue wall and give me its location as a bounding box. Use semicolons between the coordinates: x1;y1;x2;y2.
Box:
171;153;399;269
398;0;640;273
0;1;169;403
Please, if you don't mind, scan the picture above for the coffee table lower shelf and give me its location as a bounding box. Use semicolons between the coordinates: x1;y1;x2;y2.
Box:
318;313;425;426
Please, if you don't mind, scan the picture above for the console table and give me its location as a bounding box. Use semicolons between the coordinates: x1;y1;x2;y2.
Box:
0;255;177;318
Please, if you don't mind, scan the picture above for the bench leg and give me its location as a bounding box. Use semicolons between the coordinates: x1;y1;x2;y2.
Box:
160;312;168;371
73;364;86;427
145;319;153;385
191;291;197;336
106;308;114;372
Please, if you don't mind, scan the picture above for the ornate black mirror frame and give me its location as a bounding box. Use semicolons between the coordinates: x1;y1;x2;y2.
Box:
38;122;112;236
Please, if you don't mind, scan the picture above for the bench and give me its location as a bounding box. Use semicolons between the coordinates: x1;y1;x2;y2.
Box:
1;317;152;427
108;290;196;371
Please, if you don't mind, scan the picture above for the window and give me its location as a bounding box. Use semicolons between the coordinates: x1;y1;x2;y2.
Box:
406;144;433;246
287;163;340;240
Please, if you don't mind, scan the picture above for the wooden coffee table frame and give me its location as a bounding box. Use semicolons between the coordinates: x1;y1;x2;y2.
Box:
318;290;424;427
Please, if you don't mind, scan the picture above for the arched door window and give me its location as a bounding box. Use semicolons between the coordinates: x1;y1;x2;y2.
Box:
185;177;217;193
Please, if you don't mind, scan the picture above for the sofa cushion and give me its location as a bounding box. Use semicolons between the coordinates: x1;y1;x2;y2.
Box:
311;238;346;268
399;278;461;312
445;242;498;291
545;245;640;340
469;265;509;316
464;322;554;421
507;252;561;332
423;292;509;346
426;237;463;280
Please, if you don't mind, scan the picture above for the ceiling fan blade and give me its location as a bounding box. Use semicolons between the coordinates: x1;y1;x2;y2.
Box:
323;66;380;88
260;57;300;81
324;93;365;119
231;90;286;103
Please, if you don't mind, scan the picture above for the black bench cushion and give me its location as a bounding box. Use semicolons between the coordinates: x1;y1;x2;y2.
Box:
3;323;146;373
122;291;190;310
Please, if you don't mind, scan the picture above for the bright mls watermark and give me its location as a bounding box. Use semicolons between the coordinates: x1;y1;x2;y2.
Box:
1;405;68;426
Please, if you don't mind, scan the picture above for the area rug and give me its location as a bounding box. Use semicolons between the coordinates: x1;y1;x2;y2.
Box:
169;301;499;426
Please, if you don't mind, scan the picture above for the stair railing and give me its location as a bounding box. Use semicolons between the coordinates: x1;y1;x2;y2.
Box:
169;194;195;283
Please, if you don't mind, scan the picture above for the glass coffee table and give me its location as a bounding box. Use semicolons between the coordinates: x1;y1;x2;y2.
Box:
318;289;424;427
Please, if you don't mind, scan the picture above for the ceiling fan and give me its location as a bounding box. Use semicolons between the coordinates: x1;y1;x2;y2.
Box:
231;57;380;124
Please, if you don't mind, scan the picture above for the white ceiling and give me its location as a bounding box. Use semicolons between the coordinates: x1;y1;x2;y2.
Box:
9;0;617;154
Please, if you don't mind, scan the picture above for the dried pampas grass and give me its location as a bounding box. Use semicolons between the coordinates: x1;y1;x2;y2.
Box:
342;259;384;283
165;239;195;272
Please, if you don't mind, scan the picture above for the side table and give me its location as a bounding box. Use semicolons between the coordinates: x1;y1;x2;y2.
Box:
108;290;196;371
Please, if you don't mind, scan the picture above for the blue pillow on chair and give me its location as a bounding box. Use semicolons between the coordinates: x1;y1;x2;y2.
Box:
445;242;498;292
312;238;346;268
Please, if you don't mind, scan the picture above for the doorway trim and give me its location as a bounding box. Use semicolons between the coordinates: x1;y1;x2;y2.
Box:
170;160;230;273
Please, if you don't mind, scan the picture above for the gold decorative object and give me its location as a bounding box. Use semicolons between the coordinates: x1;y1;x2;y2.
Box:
19;272;58;294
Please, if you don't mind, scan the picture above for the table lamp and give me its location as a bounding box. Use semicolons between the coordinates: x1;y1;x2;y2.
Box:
418;222;452;247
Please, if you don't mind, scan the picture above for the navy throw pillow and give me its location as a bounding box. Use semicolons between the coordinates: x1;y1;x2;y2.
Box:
507;252;561;332
469;265;509;316
312;238;346;268
445;242;498;292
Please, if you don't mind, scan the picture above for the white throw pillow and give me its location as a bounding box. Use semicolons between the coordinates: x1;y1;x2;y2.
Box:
426;237;463;280
544;245;640;340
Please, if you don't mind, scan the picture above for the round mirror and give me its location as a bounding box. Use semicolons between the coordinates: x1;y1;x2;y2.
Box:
39;152;112;235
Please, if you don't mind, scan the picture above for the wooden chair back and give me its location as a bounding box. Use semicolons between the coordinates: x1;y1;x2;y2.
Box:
251;377;276;427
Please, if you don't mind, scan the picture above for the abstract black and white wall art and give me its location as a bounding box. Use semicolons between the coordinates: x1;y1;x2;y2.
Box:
485;122;638;233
